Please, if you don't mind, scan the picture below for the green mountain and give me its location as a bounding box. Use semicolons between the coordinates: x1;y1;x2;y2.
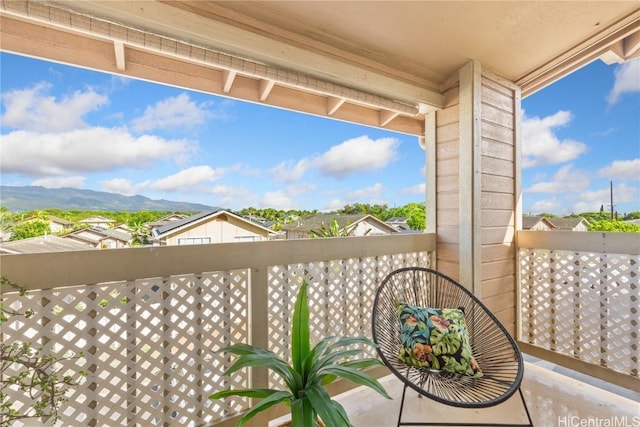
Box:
0;186;215;212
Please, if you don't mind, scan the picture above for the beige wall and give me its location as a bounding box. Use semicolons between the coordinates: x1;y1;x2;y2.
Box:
434;80;461;279
478;70;519;334
434;61;519;335
165;216;269;245
350;220;393;236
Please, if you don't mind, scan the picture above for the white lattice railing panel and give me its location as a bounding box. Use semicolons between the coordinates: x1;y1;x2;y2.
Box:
267;251;430;388
1;234;435;426
2;271;251;427
519;248;639;378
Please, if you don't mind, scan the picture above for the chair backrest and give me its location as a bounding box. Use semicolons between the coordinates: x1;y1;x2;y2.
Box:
371;267;524;408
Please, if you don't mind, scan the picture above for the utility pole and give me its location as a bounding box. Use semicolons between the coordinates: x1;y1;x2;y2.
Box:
610;180;614;220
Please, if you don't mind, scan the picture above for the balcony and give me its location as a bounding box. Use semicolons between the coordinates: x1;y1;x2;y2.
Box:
1;231;638;426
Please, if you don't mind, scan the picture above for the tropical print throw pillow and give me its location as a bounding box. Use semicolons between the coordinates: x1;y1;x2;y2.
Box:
396;301;482;378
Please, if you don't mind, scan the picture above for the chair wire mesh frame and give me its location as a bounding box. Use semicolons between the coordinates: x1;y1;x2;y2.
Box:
371;267;533;427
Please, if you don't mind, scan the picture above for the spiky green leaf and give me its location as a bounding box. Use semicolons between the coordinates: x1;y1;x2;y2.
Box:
223;354;300;392
305;384;351;427
236;391;291;427
317;365;391;399
292;280;311;375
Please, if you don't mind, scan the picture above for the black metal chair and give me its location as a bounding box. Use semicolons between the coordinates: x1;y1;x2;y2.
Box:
372;267;533;427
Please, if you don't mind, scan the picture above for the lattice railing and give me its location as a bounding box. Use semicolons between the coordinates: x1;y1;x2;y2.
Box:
518;231;639;383
1;234;434;426
268;252;430;389
2;272;251;427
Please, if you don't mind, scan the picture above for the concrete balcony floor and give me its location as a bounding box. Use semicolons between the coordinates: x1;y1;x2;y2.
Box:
271;357;639;427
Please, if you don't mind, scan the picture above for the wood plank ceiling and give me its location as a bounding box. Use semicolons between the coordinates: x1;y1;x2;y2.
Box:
1;1;639;136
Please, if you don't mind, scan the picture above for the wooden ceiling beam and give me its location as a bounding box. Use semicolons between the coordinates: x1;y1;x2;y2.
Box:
327;96;345;116
222;70;237;93
259;79;275;101
113;41;126;71
379;110;399;127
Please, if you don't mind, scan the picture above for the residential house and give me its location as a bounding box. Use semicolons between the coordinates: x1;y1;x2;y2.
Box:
48;216;74;234
0;235;98;254
144;213;189;235
0;230;11;243
282;213;398;239
243;214;276;230
549;217;590;232
386;217;410;232
63;227;132;249
79;216;115;229
150;210;276;246
522;216;555;231
113;223;132;233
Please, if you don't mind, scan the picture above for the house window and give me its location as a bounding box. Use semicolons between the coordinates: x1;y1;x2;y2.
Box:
234;236;257;242
177;237;212;245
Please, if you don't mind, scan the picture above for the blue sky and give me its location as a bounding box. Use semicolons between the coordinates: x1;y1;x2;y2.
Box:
1;52;638;215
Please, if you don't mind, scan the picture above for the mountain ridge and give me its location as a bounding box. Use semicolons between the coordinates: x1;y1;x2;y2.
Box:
0;186;215;212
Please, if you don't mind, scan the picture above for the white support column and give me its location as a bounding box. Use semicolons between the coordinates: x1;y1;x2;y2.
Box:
424;111;437;236
458;60;482;293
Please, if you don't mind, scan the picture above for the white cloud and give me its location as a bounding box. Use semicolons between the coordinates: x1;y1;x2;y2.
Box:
521;111;587;168
1;128;190;176
150;166;224;192
527;197;562;215
270;159;311;183
100;178;151;196
399;183;426;195
31;176;86;189
257;183;317;210
575;182;639;206
527;183;639;215
270;135;400;182
204;184;256;208
607;59;640;106
1;83;108;132
322;199;348;212
525;164;590;193
130;93;217;133
346;183;384;201
317;183;387;211
598;159;640;181
226;163;261;177
260;190;297;210
314;136;399;179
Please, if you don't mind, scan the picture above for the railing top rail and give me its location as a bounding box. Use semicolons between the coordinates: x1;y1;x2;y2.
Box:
517;230;639;255
0;233;435;291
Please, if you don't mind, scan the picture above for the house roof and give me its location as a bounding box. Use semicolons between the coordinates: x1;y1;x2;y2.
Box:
153;209;223;236
152;209;275;238
2;2;637;135
65;227;131;243
386;217;408;223
282;213;397;234
48;215;73;225
522;216;555;230
0;235;97;254
548;217;590;230
145;214;190;227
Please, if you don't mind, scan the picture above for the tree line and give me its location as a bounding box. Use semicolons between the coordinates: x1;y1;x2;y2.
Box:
2;205;639;242
535;210;640;232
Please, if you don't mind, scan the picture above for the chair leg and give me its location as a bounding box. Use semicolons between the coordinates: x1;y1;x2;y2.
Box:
395;384;534;427
519;387;534;427
397;382;409;427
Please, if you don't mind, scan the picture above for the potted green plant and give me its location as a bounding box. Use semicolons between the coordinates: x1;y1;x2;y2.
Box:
210;279;391;426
